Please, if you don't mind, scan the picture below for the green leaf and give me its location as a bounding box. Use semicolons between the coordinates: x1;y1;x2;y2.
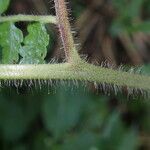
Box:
128;21;150;33
12;145;28;150
118;130;138;150
42;86;88;139
141;64;150;75
0;89;42;141
0;98;28;141
0;22;23;64
59;131;99;150
20;23;49;64
33;132;51;150
0;0;10;14
103;112;121;138
98;112;125;150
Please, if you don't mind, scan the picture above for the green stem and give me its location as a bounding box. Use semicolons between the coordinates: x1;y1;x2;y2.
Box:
54;0;81;63
0;62;149;91
0;15;57;24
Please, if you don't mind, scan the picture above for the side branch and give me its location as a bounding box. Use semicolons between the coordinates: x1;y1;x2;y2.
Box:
0;63;149;91
0;15;57;24
54;0;81;63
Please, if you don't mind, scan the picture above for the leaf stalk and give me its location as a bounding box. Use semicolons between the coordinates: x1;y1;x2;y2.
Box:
0;15;57;24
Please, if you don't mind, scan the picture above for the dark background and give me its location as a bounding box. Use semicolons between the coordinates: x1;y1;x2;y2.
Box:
0;0;150;149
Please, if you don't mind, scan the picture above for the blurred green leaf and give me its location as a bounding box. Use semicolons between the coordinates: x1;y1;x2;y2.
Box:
72;0;85;18
60;131;99;150
33;132;51;150
20;23;49;64
103;112;122;138
98;112;125;150
127;21;150;33
0;0;10;14
118;130;138;150
112;0;143;19
0;90;42;141
141;64;150;75
0;97;28;141
111;0;149;35
81;95;109;130
0;23;23;63
12;144;28;150
42;86;89;139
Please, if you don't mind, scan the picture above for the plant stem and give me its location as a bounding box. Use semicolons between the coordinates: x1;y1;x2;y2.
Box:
0;15;57;24
54;0;81;63
0;63;149;91
0;0;149;95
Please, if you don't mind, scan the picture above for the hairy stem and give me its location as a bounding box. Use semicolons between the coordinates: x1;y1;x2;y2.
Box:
0;15;57;24
54;0;81;63
0;0;149;96
0;63;149;91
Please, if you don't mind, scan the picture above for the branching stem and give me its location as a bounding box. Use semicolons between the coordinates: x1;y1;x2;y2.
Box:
0;0;149;95
0;63;149;91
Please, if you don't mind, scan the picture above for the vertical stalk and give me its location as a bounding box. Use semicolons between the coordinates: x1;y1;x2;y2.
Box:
54;0;81;63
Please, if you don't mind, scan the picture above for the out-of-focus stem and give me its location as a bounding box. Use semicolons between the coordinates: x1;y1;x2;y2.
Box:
0;15;57;24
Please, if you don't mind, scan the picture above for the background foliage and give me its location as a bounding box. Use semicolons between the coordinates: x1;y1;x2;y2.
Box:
0;0;150;150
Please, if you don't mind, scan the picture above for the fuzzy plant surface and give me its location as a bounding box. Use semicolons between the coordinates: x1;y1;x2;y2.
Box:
0;0;150;97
